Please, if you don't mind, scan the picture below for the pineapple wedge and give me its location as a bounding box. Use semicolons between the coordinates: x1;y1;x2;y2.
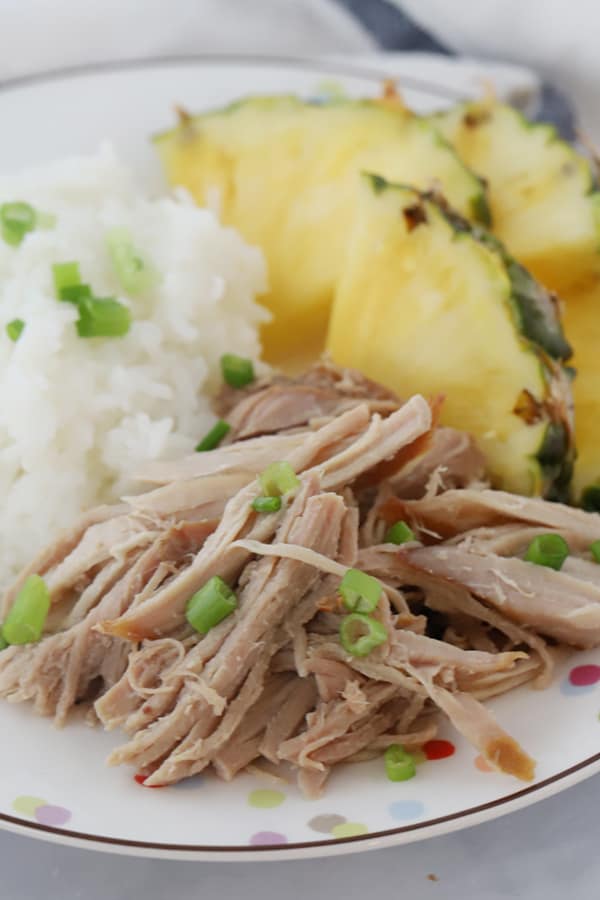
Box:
155;97;488;365
327;175;574;498
434;100;600;295
562;286;600;502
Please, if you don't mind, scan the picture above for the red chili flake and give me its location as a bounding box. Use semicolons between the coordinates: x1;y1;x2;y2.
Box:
423;739;455;761
134;773;167;789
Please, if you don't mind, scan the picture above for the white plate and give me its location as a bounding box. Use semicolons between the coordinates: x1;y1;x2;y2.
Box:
0;55;598;863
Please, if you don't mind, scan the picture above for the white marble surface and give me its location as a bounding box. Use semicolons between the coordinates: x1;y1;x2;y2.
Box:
1;774;597;899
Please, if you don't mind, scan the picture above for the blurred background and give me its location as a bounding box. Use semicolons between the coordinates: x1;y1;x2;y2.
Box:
1;0;598;139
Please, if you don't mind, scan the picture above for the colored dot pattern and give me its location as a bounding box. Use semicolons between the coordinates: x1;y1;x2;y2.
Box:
248;789;285;809
308;814;346;834
388;800;425;821
250;831;288;845
423;739;455;760
331;821;368;838
561;664;600;695
12;796;45;816
12;796;71;827
14;656;600;849
35;805;72;827
570;665;600;686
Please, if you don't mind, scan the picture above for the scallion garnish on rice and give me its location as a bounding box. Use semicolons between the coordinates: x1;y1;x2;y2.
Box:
76;297;131;338
1;202;36;246
106;227;157;295
5;319;25;342
52;261;82;299
1;202;55;246
52;261;131;338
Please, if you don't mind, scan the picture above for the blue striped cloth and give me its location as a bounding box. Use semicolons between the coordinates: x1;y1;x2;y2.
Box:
336;0;576;139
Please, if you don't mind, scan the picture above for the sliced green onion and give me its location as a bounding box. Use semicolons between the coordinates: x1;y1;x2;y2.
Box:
106;227;157;295
185;576;237;635
582;486;600;513
59;283;93;304
251;496;282;514
35;210;56;230
76;297;131;338
221;353;255;388
52;261;82;298
2;575;50;645
385;520;416;545
259;461;300;497
195;419;230;452
591;540;600;563
339;613;388;657
384;744;416;782
524;533;569;571
6;319;25;342
52;262;132;338
339;568;382;613
1;202;36;246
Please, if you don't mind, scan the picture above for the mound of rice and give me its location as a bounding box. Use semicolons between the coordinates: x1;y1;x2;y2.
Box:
0;145;269;587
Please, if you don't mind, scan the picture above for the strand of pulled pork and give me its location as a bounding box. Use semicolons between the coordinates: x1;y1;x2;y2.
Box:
107;484;347;784
101;395;432;641
97;405;368;642
400;544;600;647
0;503;128;619
358;544;555;687
398;488;600;542
135;433;310;484
96;506;358;738
225;536;532;781
0;521;215;724
211;673;314;781
0;400;370;625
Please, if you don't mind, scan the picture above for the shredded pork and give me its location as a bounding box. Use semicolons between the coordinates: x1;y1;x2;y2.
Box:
3;362;600;795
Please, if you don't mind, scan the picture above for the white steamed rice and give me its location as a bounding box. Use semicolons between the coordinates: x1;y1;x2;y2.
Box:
0;145;269;587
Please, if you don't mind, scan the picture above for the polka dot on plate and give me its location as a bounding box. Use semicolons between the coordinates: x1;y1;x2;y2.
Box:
250;831;288;846
388;800;425;821
308;814;346;834
331;822;368;838
423;739;455;760
248;789;285;809
569;664;600;686
34;805;71;827
474;754;494;773
12;796;46;817
12;796;72;828
560;665;600;696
